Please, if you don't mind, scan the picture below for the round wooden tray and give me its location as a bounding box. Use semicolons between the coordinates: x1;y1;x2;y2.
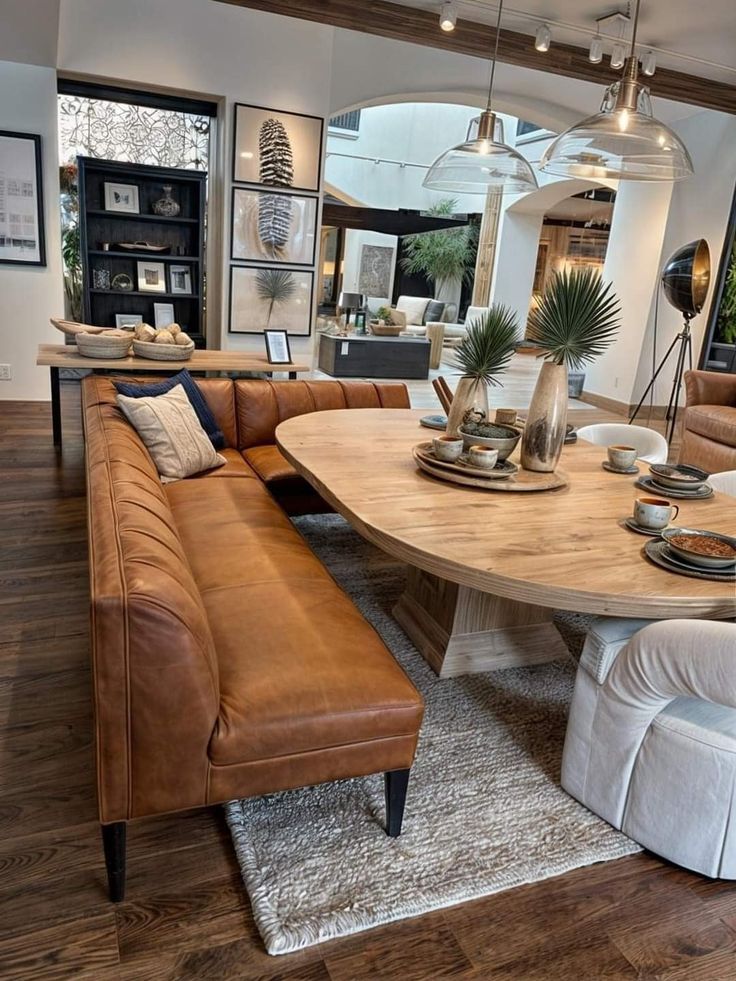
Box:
412;446;568;492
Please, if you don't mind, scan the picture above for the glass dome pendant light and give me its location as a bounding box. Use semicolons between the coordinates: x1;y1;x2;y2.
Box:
540;0;693;182
423;0;538;194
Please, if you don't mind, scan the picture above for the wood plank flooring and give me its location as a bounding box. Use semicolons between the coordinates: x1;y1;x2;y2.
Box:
0;369;717;980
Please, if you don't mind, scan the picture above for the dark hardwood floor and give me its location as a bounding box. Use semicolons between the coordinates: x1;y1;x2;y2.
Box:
0;384;733;980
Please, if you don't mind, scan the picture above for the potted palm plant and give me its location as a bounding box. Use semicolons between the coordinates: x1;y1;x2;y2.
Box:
400;198;478;306
446;304;519;436
521;268;620;472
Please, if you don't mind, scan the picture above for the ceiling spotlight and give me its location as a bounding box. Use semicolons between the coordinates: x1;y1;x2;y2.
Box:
535;24;551;52
589;34;603;63
610;43;626;69
641;50;656;76
439;1;457;32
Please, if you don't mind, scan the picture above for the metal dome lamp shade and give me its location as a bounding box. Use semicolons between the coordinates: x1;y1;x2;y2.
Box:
540;0;693;182
423;0;538;195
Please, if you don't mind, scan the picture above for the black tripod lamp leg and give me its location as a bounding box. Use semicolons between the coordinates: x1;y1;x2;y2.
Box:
629;332;683;425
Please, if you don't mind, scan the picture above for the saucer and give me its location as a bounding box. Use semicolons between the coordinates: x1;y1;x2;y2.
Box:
603;461;639;475
419;414;447;431
635;475;713;500
621;517;665;537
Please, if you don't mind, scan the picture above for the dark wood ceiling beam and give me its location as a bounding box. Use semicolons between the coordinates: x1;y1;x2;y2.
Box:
214;0;736;115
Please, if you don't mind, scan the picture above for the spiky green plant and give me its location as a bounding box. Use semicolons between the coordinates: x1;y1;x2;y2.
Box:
454;304;519;386
400;198;478;293
528;268;621;371
255;269;297;326
717;243;736;345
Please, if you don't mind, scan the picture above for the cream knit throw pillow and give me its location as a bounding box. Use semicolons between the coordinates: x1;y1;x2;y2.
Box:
117;383;226;482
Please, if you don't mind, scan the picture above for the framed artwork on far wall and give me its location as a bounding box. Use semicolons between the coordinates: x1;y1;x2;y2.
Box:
264;329;292;364
231;187;317;266
0;130;46;266
232;103;323;193
229;265;314;336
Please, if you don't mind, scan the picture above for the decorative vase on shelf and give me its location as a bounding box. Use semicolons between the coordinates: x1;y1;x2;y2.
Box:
520;362;568;472
446;376;489;436
152;185;180;218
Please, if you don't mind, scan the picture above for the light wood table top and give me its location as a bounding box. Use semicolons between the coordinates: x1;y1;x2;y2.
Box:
277;408;736;620
37;343;310;374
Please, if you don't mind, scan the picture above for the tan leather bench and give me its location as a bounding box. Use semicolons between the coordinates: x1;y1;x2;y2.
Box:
82;376;423;902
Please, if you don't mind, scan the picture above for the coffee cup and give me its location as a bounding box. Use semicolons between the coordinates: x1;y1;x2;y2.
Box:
608;445;638;471
433;434;463;462
495;408;518;427
468;445;499;470
633;497;679;530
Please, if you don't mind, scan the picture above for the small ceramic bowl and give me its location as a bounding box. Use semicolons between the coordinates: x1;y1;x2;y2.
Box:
458;425;521;461
649;464;708;491
433;434;463;462
661;527;736;569
467;445;499;470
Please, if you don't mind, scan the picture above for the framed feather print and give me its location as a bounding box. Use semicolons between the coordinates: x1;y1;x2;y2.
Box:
229;264;314;336
232;103;323;193
231;187;317;266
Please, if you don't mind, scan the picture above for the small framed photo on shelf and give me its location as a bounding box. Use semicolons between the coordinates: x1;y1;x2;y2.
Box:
137;260;166;293
153;302;176;328
0;130;46;266
169;265;192;294
115;314;143;329
264;329;292;365
104;182;139;214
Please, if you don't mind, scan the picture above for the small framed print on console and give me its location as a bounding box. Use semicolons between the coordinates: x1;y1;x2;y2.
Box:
264;329;292;365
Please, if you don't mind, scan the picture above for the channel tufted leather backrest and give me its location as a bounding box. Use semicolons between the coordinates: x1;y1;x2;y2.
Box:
234;379;410;449
83;376;220;822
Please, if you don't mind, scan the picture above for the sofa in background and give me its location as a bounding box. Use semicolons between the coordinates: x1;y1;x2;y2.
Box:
679;369;736;472
82;376;423;902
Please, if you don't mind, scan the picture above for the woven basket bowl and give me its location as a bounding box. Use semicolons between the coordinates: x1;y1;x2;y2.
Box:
133;339;195;361
369;323;404;336
51;317;106;336
76;331;133;359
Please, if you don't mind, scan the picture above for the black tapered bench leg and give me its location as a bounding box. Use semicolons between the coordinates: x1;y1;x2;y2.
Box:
385;768;411;837
102;822;127;902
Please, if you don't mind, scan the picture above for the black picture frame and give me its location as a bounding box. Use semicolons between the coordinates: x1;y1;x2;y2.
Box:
230;186;318;267
699;182;736;372
228;264;314;337
0;130;46;267
264;329;293;364
231;102;324;194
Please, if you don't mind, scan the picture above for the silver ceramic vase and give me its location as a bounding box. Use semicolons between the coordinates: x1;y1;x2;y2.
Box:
520;362;568;472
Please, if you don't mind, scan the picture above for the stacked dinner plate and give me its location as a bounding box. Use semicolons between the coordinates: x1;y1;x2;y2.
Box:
636;463;713;500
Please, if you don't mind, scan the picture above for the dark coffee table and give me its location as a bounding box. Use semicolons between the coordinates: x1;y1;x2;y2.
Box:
318;333;430;379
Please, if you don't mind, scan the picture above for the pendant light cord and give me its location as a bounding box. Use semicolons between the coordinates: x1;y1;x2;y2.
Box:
486;0;504;110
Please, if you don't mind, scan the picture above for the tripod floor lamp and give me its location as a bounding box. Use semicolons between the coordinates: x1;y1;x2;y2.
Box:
630;239;711;444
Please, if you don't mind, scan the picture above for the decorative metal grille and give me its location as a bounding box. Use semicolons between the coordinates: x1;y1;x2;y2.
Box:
58;95;211;170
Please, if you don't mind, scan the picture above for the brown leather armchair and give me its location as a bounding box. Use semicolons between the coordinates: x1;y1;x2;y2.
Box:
678;370;736;473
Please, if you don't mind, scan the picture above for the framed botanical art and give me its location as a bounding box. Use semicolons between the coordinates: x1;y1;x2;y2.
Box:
231;187;317;266
232;103;323;193
137;260;166;293
0;131;46;266
264;329;292;364
229;265;314;336
104;181;139;214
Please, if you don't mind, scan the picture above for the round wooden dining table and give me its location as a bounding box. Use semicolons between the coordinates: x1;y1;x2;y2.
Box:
277;408;736;678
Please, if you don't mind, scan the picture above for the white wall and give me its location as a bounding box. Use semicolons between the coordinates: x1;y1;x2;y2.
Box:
0;60;63;400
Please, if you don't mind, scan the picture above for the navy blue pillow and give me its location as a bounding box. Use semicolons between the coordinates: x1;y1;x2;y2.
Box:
114;369;225;449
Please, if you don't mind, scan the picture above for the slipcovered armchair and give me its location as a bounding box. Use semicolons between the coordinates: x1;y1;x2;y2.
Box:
679;369;736;473
563;617;736;878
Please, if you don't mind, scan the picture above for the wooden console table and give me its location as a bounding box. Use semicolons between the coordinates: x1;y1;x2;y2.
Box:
37;343;310;446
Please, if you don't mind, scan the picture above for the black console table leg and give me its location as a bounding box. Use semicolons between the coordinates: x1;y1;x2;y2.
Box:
288;371;297;380
101;822;127;902
50;367;62;447
385;768;411;838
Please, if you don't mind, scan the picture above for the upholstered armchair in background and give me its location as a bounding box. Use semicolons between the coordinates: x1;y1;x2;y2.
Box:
679;369;736;472
563;617;736;878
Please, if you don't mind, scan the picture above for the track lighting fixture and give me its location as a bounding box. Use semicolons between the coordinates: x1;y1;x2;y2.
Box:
610;43;626;69
534;24;551;52
589;33;603;63
439;1;457;32
640;50;656;76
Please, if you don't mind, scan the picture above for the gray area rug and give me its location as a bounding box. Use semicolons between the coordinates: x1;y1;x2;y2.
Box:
224;515;640;955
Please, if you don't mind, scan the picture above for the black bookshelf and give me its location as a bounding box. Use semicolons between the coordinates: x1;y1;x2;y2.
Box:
77;157;206;345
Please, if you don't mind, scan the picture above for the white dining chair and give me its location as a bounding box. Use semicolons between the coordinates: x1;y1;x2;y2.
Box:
708;470;736;496
576;423;668;464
